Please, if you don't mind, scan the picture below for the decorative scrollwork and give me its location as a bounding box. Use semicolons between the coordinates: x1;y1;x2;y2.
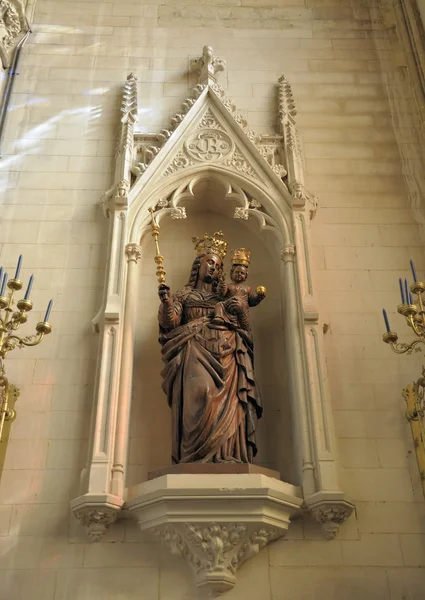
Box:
197;109;221;130
163;152;195;177
224;151;259;180
234;207;249;220
185;130;234;162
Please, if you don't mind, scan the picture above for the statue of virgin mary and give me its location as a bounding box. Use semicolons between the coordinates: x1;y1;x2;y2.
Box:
157;232;263;464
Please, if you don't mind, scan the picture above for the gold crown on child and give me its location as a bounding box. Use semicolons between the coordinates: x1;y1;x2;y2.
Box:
231;248;251;267
192;232;228;259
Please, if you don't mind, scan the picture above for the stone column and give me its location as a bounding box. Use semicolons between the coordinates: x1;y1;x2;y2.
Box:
111;243;142;498
280;242;316;497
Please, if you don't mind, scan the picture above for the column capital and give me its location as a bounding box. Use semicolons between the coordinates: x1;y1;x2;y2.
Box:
125;243;142;264
280;243;296;263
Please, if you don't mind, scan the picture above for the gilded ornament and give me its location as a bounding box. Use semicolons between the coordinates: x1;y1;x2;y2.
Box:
192;231;228;259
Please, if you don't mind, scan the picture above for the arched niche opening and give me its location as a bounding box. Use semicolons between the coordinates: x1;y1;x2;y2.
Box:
127;175;297;488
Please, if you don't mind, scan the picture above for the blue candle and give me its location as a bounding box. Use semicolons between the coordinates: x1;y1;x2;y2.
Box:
14;254;22;280
399;278;405;303
24;274;33;300
410;259;417;283
382;308;391;332
43;299;53;322
0;267;3;284
405;279;410;305
0;273;8;296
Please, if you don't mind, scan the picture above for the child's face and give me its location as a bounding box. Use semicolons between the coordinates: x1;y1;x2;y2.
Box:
231;265;248;283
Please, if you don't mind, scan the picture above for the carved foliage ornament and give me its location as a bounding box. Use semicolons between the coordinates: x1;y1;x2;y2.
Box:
74;507;118;541
152;522;280;591
311;503;354;540
0;0;22;49
125;243;142;264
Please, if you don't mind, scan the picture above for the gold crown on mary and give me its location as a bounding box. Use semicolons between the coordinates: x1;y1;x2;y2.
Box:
231;248;251;267
192;232;228;259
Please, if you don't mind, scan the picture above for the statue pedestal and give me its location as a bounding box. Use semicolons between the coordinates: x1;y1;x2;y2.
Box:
127;473;302;595
147;462;281;480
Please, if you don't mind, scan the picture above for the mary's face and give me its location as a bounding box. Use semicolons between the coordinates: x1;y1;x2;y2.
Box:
198;254;221;283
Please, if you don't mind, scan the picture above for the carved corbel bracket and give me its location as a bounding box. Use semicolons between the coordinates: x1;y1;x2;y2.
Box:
305;491;355;540
127;473;303;595
70;493;124;541
290;182;318;219
152;522;280;594
101;179;130;217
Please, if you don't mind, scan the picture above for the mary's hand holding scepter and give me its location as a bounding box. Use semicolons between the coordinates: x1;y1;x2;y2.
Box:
148;207;170;304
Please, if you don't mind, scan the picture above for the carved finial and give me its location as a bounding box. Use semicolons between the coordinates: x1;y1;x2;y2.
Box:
121;72;138;123
191;45;226;85
277;75;297;123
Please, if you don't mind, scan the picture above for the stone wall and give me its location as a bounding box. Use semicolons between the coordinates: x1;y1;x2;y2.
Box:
0;0;425;598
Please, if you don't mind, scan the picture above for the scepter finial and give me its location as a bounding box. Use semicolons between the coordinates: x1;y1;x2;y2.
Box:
149;207;166;285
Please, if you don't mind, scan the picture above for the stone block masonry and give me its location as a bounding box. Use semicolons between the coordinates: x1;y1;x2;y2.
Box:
0;0;424;599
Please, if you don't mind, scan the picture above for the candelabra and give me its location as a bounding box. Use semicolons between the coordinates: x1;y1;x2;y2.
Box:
402;372;425;496
382;260;425;354
382;260;425;497
0;255;53;463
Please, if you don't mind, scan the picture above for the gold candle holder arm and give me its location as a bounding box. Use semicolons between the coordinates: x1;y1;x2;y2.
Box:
0;322;51;360
148;207;167;286
382;330;424;355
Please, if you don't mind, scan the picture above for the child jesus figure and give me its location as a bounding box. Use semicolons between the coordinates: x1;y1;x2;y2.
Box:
214;248;267;330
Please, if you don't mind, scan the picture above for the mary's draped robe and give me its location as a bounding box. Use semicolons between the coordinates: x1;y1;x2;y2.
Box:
158;286;262;464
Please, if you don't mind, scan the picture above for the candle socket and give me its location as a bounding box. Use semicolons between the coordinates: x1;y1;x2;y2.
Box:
36;321;52;335
0;297;8;310
411;282;425;295
16;299;33;313
383;331;398;344
399;304;418;317
397;303;407;315
7;279;22;292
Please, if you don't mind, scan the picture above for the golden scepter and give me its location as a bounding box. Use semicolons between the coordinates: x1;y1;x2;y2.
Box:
148;207;166;285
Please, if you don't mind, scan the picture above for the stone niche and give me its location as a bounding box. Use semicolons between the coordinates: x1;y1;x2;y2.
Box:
70;47;354;596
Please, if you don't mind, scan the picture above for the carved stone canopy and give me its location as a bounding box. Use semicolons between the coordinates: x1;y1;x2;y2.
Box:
71;45;355;598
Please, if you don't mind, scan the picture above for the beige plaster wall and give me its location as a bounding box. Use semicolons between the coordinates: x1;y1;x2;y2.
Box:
0;0;425;599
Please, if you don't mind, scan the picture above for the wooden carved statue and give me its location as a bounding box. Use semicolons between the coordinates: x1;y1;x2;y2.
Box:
157;232;267;464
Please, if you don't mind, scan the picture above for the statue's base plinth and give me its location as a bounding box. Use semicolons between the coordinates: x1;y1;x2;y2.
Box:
127;472;302;596
148;462;281;480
